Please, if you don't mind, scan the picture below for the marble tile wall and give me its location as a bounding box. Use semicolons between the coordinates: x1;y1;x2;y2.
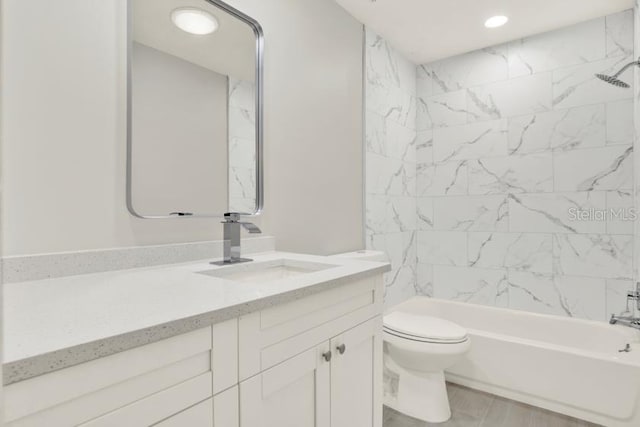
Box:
414;10;636;321
365;29;420;308
228;77;257;213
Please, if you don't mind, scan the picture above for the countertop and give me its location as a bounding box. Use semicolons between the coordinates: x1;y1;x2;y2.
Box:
3;251;389;385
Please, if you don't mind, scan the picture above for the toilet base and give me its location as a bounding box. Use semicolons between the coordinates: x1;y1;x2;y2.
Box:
387;369;451;423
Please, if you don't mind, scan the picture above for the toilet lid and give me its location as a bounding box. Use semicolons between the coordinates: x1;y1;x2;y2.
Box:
383;311;467;343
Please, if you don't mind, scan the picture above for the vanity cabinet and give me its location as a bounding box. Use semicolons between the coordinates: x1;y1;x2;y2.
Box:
4;319;238;427
238;275;383;427
3;274;383;427
239;317;382;427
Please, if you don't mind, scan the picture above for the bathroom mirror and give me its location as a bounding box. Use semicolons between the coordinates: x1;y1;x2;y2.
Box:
127;0;263;218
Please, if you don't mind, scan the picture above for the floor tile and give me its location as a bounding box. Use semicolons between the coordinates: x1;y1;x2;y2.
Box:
383;383;601;427
448;384;494;419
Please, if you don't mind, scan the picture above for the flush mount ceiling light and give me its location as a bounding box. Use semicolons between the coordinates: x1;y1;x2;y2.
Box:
484;15;509;28
171;8;219;35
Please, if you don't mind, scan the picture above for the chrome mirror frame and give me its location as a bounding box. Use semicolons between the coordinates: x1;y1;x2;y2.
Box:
126;0;264;219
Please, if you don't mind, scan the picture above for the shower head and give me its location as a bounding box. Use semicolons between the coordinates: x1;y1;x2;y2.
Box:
594;58;640;88
595;73;630;88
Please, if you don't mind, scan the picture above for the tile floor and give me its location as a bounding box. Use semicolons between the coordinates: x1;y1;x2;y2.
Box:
383;383;601;427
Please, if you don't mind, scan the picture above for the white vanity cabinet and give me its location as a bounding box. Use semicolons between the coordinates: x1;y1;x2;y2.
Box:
3;319;239;427
238;275;383;427
239;317;382;427
3;273;383;427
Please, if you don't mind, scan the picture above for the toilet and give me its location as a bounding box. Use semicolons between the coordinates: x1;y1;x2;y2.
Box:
383;310;470;423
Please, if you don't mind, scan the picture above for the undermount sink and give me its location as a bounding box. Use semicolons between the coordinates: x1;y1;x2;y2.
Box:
198;258;337;283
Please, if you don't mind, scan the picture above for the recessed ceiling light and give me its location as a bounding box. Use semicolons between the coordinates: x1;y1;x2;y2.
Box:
171;8;219;35
484;15;509;29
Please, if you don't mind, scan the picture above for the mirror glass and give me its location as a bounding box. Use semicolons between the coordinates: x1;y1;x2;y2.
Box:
128;0;262;218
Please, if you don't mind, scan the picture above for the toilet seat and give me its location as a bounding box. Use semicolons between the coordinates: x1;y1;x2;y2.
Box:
383;312;468;344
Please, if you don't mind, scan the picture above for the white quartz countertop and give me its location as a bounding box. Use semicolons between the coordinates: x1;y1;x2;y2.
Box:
3;251;389;385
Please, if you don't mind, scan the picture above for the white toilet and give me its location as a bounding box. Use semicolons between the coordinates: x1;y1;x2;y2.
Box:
383;310;470;423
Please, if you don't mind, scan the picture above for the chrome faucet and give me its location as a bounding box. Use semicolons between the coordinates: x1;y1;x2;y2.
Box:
610;282;640;330
211;213;261;265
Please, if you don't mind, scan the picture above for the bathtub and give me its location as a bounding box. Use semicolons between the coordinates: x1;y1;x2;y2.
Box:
386;297;640;427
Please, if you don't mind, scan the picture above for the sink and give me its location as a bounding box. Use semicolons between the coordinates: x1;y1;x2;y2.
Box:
198;258;337;283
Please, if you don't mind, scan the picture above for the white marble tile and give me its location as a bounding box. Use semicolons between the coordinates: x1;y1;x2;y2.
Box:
468;232;552;274
369;231;417;272
553;233;633;280
383;264;417;309
365;110;386;156
508;272;606;320
366;28;404;90
432;119;508;163
386;119;417;162
368;230;418;309
606;190;635;234
417;197;434;230
416;131;433;164
507;272;564;317
228;104;255;140
552;55;634;110
433;195;508;231
507;17;605;78
468;152;553;195
417;64;433;100
606;279;635;318
418;231;467;266
430;44;508;94
367;83;416;128
229;167;255;198
228;78;255;108
418;90;468;130
508;192;607;234
416;263;434;297
418;160;468;196
606;9;634;58
466;73;552;122
366;195;417;234
553;145;633;192
433;265;509;307
606;98;634;146
508;104;606;154
229;167;256;213
366;153;416;196
228;137;255;169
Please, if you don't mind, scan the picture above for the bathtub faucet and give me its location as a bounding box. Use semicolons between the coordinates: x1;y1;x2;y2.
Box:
610;283;640;329
610;314;640;329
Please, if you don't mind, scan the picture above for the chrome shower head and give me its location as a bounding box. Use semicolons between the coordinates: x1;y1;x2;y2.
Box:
594;58;640;88
595;73;630;88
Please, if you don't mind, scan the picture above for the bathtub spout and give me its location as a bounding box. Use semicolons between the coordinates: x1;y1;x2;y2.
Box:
610;314;640;330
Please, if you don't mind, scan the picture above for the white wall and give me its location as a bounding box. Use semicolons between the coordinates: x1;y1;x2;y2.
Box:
1;0;363;256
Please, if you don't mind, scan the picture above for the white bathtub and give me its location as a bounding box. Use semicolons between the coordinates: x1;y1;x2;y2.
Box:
387;297;640;427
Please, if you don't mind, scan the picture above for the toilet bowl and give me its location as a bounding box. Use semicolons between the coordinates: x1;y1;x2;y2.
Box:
383;310;470;423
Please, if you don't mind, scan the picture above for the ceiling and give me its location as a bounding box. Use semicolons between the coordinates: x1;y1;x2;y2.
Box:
335;0;634;64
133;0;256;81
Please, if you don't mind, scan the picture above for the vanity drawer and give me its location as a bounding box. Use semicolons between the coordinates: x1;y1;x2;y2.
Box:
5;319;238;426
154;398;214;427
155;385;239;427
79;373;212;427
239;275;383;379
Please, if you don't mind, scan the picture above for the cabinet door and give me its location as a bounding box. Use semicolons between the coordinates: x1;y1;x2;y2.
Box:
239;343;331;427
330;317;383;427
